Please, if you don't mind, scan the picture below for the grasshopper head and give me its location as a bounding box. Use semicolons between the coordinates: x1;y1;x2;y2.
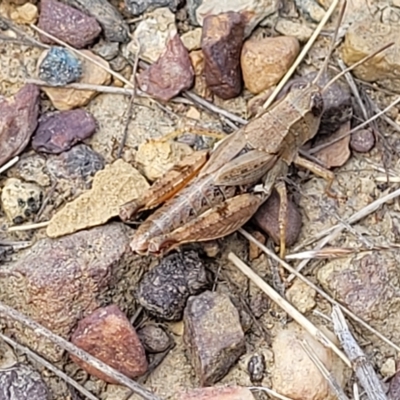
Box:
289;81;324;117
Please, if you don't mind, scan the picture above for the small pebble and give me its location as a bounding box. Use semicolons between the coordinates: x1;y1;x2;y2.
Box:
125;0;182;15
202;12;245;99
286;279;316;314
253;189;302;248
247;353;266;383
71;305;148;383
184;291;246;385
1;178;43;225
38;0;102;48
176;386;255;400
38;47;82;86
136;250;209;320
109;55;128;72
181;28;202;51
32;109;97;154
350;129;375;153
92;41;120;61
137;33;194;102
137;324;173;353
381;357;396;378
294;0;325;22
10;3;38;24
241;36;300;94
0;363;49;400
275;19;313;42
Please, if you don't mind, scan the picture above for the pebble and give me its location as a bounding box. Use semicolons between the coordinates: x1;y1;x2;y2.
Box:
63;0;129;43
39;50;111;110
0;84;40;166
137;324;173;353
247;353;266;383
125;0;182;15
71;304;148;383
46;144;105;183
137;33;194;102
272;323;347;400
0;223;129;362
202;12;245;99
92;41;119;61
381;357;396;378
1;178;43;225
350;129;375;153
294;0;325;22
188;0;280;37
129;7;177;64
136;250;209;320
181;28;202;51
38;0;102;49
241;36;300;94
10;3;38;24
38;47;82;86
275;18;313;42
46;159;149;237
0;363;49;400
341;18;400;92
109;55;128;72
286;279;316;314
253;189;302;248
32;109;97;154
184;290;246;385
176;386;255;400
12;154;51;187
136;140;193;182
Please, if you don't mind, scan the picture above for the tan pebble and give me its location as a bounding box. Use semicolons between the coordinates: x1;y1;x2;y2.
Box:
189;50;204;75
167;321;184;336
186;106;201;120
381;357;396;378
181;28;202;51
249;231;265;260
241;36;299;94
286;279;316;313
10;3;38;24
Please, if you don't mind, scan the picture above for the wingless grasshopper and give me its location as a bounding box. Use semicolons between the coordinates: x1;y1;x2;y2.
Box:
120;0;393;257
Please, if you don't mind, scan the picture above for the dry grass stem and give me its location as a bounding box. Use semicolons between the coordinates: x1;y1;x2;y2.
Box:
0;156;19;175
228;252;351;367
238;228;400;352
0;302;164;400
7;221;50;232
0;332;100;400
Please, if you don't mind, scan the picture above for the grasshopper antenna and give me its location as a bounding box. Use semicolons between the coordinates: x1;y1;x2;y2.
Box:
312;0;347;85
321;42;395;93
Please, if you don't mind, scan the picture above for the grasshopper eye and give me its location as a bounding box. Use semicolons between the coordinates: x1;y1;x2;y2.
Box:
311;92;323;116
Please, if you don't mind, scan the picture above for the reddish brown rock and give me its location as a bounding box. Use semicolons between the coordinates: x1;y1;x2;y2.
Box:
254;189;302;247
176;386;255;400
201;12;245;99
350;129;375;153
0;223;130;362
0;84;40;166
184;291;246;386
71;304;148;383
137;33;194;102
32;109;97;154
38;0;102;49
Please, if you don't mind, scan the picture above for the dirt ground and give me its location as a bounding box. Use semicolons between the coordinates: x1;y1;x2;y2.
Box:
1;1;400;399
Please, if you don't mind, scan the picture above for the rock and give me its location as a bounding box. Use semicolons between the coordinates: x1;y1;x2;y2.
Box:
189;49;213;99
341;18;400;92
136;140;193;182
0;223;130;362
11;154;50;187
241;36;300;94
109;55;128;72
381;357;396;378
176;386;255;400
317;251;400;343
275;19;313;42
1;178;43;224
202;12;245;99
39;50;111;110
38;47;82;86
38;0;102;49
247;353;266;383
286;279;316;314
63;0;129;43
32;109;97;154
181;28;202;51
125;0;182;15
137;250;209;320
46;159;149;237
0;363;49;400
137;33;194;102
389;361;400;399
46;144;105;183
0;84;40;166
294;0;326;22
350;128;375;153
10;3;38;24
184;291;246;385
137;324;173;353
272;323;347;400
71;305;148;383
128;7;177;64
188;0;280;37
92;41;119;61
254;189;302;248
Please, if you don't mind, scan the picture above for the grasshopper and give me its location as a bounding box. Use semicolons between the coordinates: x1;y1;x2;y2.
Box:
120;1;392;257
